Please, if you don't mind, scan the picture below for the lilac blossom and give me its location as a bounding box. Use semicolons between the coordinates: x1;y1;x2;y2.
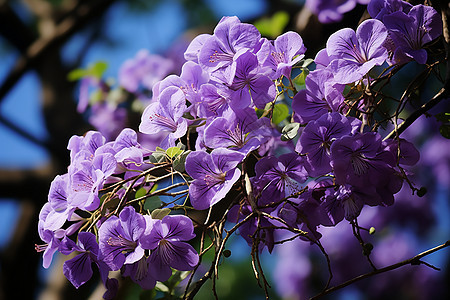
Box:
226;50;276;110
60;232;110;289
368;0;412;21
68;131;106;163
45;174;75;231
36;202;65;268
314;48;332;69
119;49;174;92
89;102;127;141
322;184;369;223
327;19;388;84
276;185;329;241
292;69;345;124
204;108;272;155
139;86;188;149
296;112;361;176
198;16;261;73
306;0;370;24
157;61;209;111
254;153;308;207
228;203;277;253
258;31;306;79
383;5;442;65
143;215;198;282
197;83;233;118
68;154;115;211
383;138;420;166
185;148;245;210
122;256;156;290
98;206;146;270
330;132;403;206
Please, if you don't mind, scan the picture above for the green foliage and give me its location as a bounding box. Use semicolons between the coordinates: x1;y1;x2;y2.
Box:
135;187;148;199
254;11;289;39
166;147;184;158
293;66;310;88
144;196;162;212
151;208;171;220
67;61;108;81
173;150;191;173
272;103;289;125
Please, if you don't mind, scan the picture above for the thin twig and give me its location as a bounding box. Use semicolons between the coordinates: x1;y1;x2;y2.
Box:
310;240;450;300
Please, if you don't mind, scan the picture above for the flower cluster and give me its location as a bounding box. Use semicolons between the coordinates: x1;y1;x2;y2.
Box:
36;0;445;298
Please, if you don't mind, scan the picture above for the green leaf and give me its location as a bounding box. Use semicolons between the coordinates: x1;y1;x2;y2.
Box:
144;196;162;211
149;183;158;193
149;152;167;163
89;61;108;79
440;124;450;139
173;150;191;173
272;103;289;125
67;61;108;81
151;208;171;220
67;68;89;81
254;11;289;39
281;122;300;141
166;147;183;158
293;68;309;87
135;187;147;199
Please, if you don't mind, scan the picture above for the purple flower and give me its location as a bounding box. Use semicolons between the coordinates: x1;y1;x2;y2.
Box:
204;108;271;155
44;174;74;230
258;31;306;79
89;102;127;141
330;132;403;206
139;86;188;149
368;0;412;21
184;33;211;63
122;256;156;290
383;138;420;166
98;206;146;270
60;232;110;289
143;215;198;282
276;182;329;241
198;16;261;73
227;50;276;110
322;184;368;223
327;19;388;84
68;160;109;211
157;61;209;112
292;69;345;124
36;202;65;268
254;153;308;207
119;49;174;92
68;131;106;163
306;0;369;24
197;83;233;118
228;203;277;253
186;148;245;210
383;5;442;65
296;112;361;176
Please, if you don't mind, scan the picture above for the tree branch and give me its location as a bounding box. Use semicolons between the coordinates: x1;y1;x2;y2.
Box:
0;0;115;103
310;240;450;299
